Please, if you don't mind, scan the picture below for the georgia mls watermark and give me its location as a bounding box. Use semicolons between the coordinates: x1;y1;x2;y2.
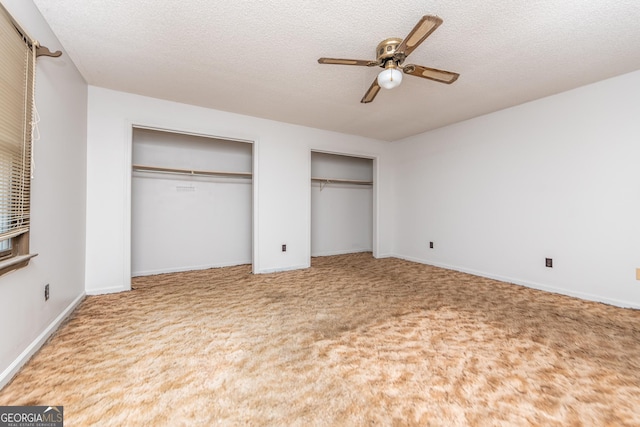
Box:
0;406;63;427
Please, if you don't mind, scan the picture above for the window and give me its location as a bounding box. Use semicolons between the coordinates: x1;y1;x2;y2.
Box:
0;3;36;276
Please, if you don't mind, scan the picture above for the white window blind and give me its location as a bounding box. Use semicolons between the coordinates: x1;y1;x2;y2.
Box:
0;4;35;252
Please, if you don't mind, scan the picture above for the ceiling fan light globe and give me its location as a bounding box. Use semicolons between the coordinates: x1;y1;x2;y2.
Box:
377;68;403;90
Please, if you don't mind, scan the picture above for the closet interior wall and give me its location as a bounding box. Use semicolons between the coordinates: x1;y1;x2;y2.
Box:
311;151;373;257
131;128;252;276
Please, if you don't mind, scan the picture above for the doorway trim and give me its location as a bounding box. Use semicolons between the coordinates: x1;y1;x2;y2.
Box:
124;123;258;289
308;148;379;262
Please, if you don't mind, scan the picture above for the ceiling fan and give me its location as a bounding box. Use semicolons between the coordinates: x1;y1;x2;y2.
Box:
318;15;459;103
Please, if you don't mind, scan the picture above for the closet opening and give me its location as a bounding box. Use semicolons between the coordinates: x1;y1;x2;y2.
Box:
131;127;253;277
310;151;374;258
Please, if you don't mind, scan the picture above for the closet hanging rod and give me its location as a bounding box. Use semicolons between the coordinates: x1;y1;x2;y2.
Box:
311;177;373;185
132;164;252;178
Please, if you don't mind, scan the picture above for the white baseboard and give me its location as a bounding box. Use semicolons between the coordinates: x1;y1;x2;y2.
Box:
254;263;310;274
131;259;252;278
310;248;372;257
0;292;85;390
85;285;130;295
373;252;394;259
391;254;640;310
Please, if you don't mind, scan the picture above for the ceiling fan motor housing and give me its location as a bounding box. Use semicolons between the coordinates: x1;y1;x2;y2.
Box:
376;37;403;66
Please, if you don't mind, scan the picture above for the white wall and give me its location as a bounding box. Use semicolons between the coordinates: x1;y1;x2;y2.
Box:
311;152;373;181
131;128;252;275
85;86;391;293
132;128;253;172
311;152;373;256
0;0;87;387
393;70;640;308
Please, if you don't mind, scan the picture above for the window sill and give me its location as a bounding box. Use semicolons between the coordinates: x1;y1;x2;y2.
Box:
0;253;38;277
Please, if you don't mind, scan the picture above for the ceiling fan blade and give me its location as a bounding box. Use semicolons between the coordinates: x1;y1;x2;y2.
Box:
403;64;459;84
395;15;443;61
361;78;381;103
318;57;378;67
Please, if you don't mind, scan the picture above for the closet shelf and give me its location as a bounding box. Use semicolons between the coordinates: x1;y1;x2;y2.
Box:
311;177;373;185
132;164;252;178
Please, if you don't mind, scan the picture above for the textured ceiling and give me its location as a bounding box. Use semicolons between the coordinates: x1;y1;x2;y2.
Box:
32;0;640;141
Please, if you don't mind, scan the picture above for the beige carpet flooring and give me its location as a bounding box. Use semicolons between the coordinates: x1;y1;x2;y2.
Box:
1;253;640;426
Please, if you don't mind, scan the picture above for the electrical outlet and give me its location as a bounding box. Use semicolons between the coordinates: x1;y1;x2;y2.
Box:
282;244;287;252
44;284;49;301
545;258;553;268
636;268;640;280
429;242;434;249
